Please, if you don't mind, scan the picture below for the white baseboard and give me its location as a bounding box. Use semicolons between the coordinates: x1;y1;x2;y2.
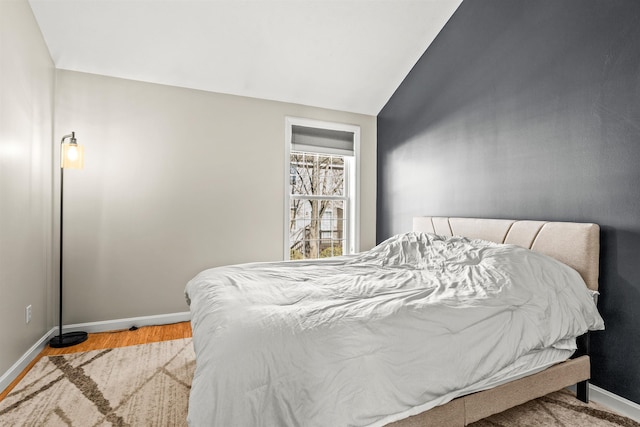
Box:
567;383;640;422
0;326;57;396
61;311;191;334
0;311;191;396
590;384;640;422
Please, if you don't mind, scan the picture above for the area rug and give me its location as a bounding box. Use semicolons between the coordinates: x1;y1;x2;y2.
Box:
470;388;640;427
0;338;194;426
1;337;638;426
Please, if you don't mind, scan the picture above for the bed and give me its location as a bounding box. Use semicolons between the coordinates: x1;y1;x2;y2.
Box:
185;216;604;426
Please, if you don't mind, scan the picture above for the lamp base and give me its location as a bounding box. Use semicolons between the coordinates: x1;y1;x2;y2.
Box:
49;331;88;348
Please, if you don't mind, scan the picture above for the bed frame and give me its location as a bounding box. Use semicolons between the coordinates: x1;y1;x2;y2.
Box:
386;217;600;427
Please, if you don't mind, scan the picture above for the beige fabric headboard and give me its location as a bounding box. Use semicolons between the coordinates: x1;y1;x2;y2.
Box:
413;217;600;291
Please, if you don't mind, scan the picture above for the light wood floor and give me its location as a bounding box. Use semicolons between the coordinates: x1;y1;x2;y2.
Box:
0;321;192;402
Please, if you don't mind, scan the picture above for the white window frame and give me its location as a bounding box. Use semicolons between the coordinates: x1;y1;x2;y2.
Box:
284;116;360;260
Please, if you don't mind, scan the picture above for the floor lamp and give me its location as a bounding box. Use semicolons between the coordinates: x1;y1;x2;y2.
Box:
50;132;88;348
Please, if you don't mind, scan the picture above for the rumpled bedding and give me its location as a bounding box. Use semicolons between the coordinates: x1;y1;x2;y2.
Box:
185;232;604;427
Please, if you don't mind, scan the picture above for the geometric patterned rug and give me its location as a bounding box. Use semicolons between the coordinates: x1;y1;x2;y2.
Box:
0;338;194;426
1;337;638;426
470;388;640;427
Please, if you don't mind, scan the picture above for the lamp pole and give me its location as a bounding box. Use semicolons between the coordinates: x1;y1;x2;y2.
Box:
50;132;88;348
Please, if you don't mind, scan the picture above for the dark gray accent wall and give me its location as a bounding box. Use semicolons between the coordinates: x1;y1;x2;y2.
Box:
377;0;640;404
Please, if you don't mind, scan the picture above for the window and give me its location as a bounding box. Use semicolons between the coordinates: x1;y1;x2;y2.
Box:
285;118;360;260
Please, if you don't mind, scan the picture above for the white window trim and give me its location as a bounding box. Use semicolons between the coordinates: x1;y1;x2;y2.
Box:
284;116;360;260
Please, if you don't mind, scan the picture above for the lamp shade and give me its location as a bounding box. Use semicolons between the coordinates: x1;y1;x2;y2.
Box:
61;142;84;169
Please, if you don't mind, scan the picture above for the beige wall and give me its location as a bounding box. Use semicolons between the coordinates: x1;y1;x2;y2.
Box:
0;0;54;374
55;70;377;324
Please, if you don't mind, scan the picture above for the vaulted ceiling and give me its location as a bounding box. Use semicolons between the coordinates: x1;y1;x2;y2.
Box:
29;0;461;115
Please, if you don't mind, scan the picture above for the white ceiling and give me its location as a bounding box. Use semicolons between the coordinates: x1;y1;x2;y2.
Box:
29;0;461;116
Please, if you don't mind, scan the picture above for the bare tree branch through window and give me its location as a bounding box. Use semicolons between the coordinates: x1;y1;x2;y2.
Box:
289;151;346;259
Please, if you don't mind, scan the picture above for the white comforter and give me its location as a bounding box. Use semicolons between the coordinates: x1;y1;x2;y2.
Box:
185;232;604;427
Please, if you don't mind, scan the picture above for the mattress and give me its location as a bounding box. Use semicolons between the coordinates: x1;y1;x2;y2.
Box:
185;232;604;427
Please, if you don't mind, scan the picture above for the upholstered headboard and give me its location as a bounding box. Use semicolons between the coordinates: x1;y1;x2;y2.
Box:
413;217;600;291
